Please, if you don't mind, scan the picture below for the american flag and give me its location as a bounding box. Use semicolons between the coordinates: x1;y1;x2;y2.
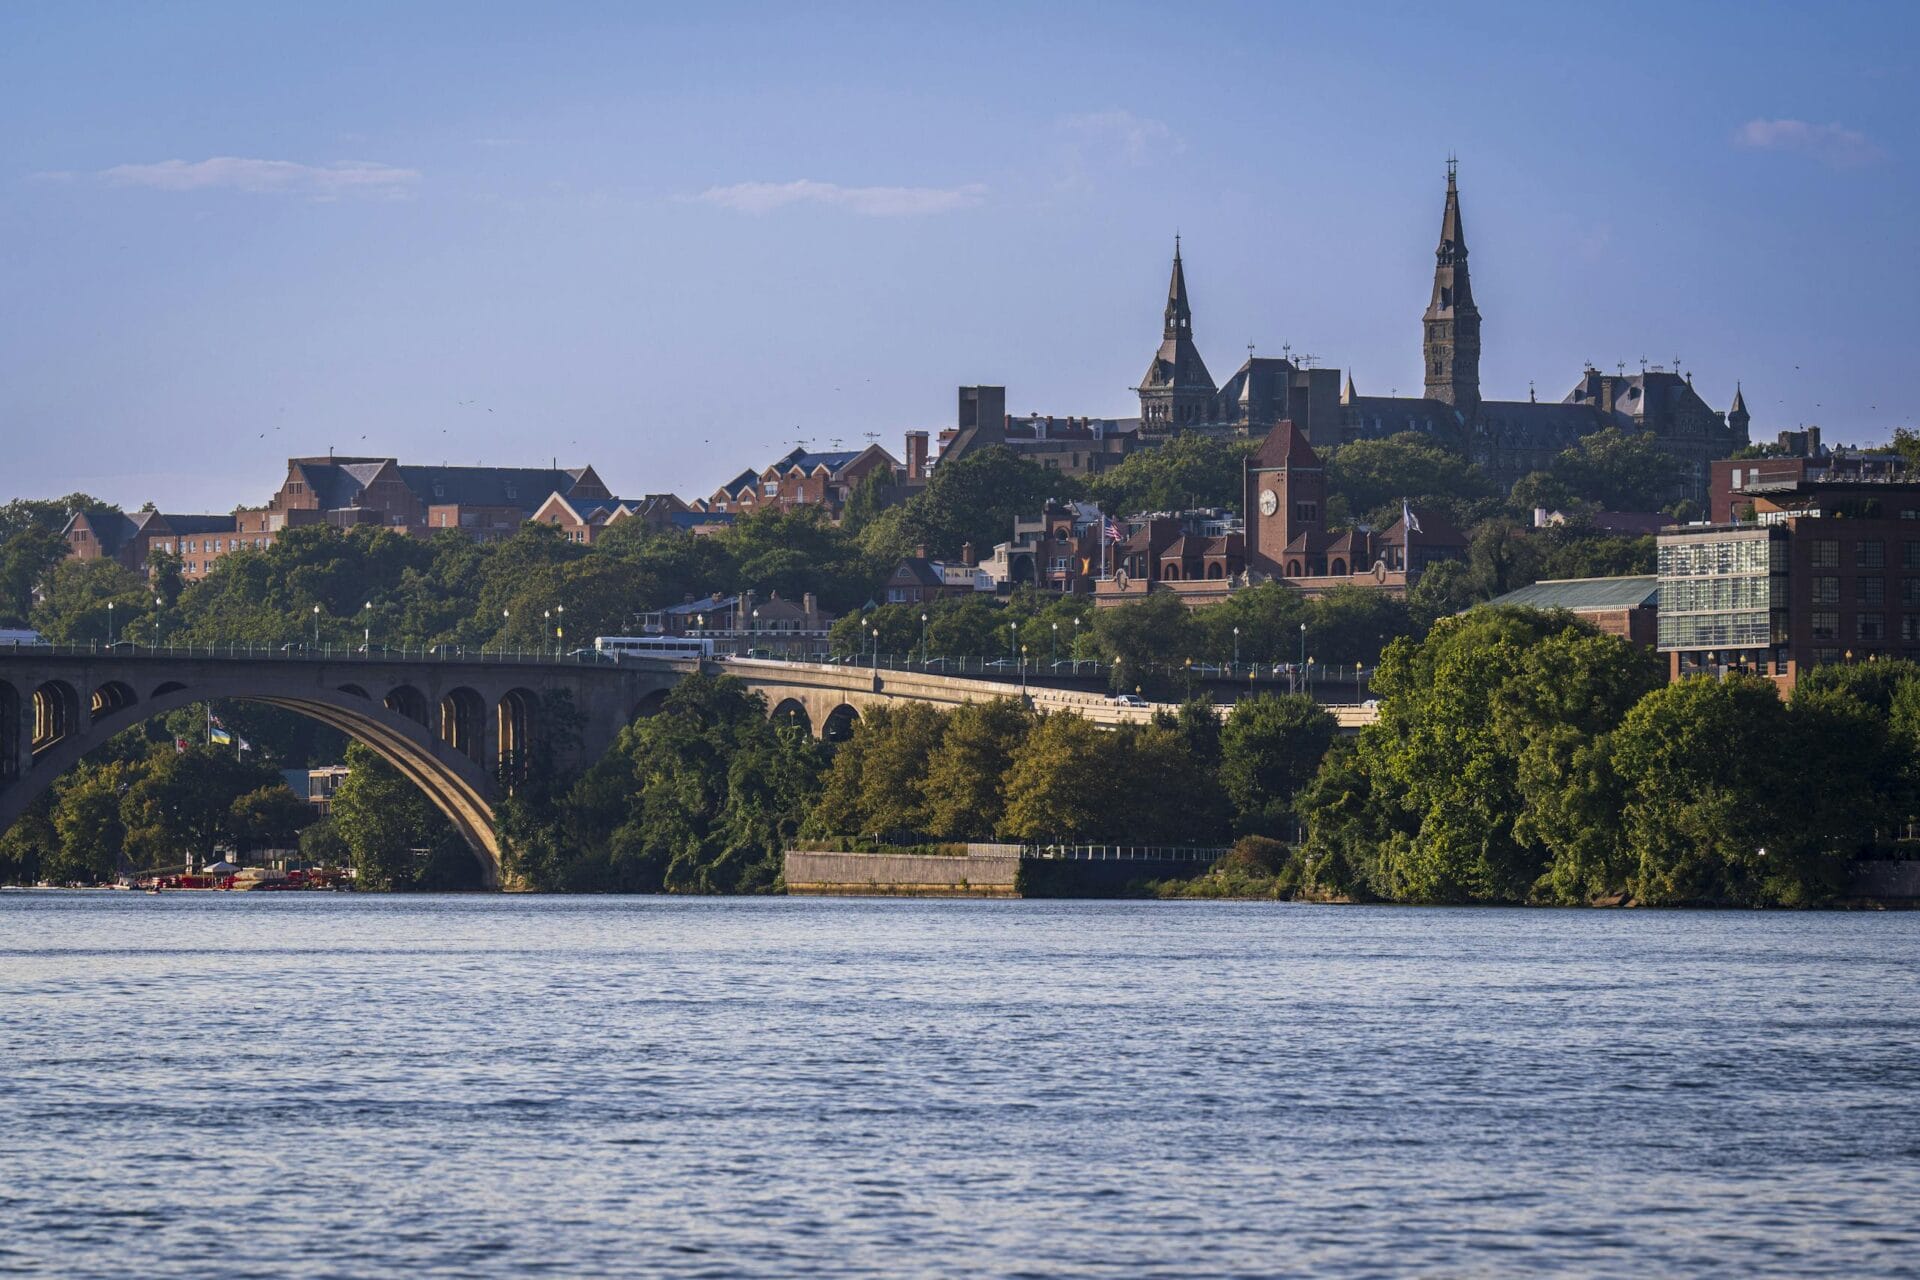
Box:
1103;518;1123;543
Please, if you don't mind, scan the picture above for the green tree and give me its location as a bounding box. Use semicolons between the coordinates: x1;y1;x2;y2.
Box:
228;784;316;853
1610;677;1810;905
50;760;133;883
998;713;1116;841
1219;695;1336;837
329;742;458;889
876;446;1068;564
119;746;281;872
1549;428;1677;511
1326;432;1496;528
920;699;1034;838
1087;434;1253;515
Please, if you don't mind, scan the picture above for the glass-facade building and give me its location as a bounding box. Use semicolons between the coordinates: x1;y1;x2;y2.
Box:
1657;526;1789;676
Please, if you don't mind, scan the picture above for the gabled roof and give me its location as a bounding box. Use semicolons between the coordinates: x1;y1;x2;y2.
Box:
1487;575;1659;612
713;470;758;498
889;557;947;588
1250;420;1320;469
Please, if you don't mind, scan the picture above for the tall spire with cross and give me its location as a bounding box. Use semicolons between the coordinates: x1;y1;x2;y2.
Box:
1164;233;1192;339
1422;157;1481;414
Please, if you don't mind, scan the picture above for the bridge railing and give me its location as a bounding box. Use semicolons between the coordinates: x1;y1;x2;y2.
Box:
735;650;1377;704
1027;844;1229;864
0;642;640;666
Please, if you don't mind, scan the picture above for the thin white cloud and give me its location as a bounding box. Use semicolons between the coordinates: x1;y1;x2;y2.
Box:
1732;118;1882;168
1060;109;1181;165
97;157;421;199
695;179;987;217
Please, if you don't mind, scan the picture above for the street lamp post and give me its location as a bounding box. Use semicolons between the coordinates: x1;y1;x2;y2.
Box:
751;607;760;655
106;601;115;646
871;627;880;671
311;604;322;649
153;595;164;648
1020;644;1028;696
1008;621;1017;661
363;601;373;651
1233;625;1241;672
1072;615;1082;673
501;608;511;655
556;605;564;657
920;612;929;667
544;609;552;656
1298;621;1307;694
1356;661;1365;697
1051;621;1058;670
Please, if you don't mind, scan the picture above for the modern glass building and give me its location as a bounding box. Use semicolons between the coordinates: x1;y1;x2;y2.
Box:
1658;476;1920;686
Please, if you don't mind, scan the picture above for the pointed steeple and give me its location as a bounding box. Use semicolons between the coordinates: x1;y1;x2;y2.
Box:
1727;382;1750;442
1164;235;1192;339
1423;158;1481;413
1342;370;1356;404
1438;158;1466;261
1137;235;1216;431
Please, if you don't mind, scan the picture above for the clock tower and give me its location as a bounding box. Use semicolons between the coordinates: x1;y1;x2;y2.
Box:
1244;419;1324;579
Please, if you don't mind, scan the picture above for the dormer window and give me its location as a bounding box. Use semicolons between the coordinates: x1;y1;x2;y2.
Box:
433;484;445;499
505;485;517;500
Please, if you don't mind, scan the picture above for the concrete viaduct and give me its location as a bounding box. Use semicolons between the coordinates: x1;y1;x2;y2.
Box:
0;648;1373;887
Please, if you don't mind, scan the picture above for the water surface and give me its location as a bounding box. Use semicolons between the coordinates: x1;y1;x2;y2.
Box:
2;893;1915;1277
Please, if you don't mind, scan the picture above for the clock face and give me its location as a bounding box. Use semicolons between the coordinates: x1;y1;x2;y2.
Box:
1259;489;1279;517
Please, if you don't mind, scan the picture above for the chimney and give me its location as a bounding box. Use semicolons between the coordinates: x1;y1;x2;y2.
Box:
906;431;929;482
915;544;927;560
1533;507;1548;528
802;592;817;619
961;541;976;566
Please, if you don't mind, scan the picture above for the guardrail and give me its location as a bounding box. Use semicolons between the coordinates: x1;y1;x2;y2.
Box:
0;642;643;666
1028;844;1229;864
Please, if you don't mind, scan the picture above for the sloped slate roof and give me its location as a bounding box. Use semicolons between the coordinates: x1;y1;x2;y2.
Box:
1486;576;1659;612
395;465;581;509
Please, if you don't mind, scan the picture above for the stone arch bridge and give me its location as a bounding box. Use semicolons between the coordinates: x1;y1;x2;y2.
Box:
0;649;1371;887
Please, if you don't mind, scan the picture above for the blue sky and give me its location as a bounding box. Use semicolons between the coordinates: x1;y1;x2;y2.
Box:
3;0;1917;510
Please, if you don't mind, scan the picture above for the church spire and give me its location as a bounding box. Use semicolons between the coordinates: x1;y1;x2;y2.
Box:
1164;235;1192;339
1342;370;1356;404
1423;158;1481;413
1727;382;1751;442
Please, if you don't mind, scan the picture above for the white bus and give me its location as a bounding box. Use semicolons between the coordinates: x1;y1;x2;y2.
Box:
592;635;714;661
0;628;45;647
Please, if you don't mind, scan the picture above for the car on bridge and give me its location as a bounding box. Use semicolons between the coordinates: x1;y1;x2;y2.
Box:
1108;693;1149;708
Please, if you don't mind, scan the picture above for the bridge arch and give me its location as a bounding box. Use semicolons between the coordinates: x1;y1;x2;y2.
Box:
769;697;812;736
438;687;486;764
32;680;81;758
497;687;536;787
91;680;138;717
632;688;670;721
0;680;503;888
821;703;861;743
384;684;428;726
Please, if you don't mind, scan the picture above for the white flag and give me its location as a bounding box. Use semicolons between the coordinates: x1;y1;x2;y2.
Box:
1402;500;1423;535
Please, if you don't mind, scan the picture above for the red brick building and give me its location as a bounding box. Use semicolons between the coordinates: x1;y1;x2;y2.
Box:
705;444;902;519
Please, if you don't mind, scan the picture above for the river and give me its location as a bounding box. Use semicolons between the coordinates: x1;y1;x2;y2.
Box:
1;893;1915;1278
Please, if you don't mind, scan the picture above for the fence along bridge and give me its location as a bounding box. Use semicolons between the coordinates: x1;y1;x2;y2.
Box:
0;648;1375;888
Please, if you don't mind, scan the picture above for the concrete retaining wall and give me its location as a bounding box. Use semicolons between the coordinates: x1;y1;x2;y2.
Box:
1848;860;1920;900
782;849;1209;898
784;851;1021;898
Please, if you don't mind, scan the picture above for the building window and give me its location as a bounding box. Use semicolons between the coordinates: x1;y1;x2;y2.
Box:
1858;540;1886;570
1860;614;1886;642
1812;576;1840;605
1860;578;1886;607
1811;540;1839;569
1902;616;1920;643
1811;611;1840;641
1815;648;1841;665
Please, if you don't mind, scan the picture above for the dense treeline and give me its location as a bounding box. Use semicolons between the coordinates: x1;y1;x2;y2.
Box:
1293;611;1912;906
489;674;1336;891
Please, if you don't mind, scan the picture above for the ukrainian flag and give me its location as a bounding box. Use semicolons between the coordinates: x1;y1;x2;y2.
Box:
209;726;232;746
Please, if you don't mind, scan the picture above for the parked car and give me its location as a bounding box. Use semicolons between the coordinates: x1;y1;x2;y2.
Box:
1109;693;1148;708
